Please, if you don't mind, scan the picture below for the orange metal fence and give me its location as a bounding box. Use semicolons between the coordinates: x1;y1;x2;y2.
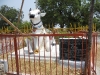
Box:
0;33;97;75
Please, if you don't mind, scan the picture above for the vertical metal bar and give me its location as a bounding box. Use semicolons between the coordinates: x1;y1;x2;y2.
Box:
8;37;11;72
38;36;41;75
23;37;26;74
14;35;19;75
28;37;31;75
95;34;97;75
50;36;52;75
94;34;97;73
34;37;36;75
94;34;97;75
68;38;70;75
92;36;94;74
17;37;21;73
44;36;46;75
74;37;76;75
89;35;93;75
85;36;88;74
2;37;4;60
90;34;97;75
81;36;84;74
55;39;57;75
89;48;91;75
6;37;9;72
61;37;64;75
10;37;13;72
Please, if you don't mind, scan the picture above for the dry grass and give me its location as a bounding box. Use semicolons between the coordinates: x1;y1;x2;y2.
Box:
96;43;100;67
7;58;81;75
0;53;81;75
0;42;100;75
97;43;100;60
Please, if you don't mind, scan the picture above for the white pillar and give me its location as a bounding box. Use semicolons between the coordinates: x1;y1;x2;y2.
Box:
0;59;8;74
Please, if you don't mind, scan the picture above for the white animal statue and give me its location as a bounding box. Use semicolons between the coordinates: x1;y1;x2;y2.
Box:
25;8;55;54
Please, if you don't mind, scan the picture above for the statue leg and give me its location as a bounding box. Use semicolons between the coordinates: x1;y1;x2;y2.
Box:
25;38;33;53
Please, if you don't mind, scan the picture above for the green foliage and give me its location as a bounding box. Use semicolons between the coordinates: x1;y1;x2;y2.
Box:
38;0;81;28
0;5;24;28
94;2;100;30
37;0;100;30
19;21;32;33
7;21;31;33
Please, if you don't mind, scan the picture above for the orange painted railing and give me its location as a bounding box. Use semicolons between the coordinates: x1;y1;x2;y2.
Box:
0;33;97;75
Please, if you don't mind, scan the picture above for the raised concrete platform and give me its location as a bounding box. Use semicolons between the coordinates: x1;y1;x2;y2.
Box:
10;45;59;60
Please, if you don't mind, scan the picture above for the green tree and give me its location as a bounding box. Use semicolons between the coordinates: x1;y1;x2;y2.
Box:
94;2;100;30
37;0;81;28
37;0;100;30
0;5;24;28
79;3;90;25
7;21;31;33
80;0;100;30
85;0;95;74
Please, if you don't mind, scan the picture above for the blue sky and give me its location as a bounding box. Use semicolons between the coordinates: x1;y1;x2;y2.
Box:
0;0;36;21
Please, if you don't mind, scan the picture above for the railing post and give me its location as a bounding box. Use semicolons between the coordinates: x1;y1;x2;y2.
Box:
14;35;19;75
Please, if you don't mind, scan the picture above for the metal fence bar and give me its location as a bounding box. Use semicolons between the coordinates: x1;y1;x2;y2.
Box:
18;37;21;74
68;39;70;75
0;33;98;75
27;38;31;75
14;35;19;75
74;38;76;75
